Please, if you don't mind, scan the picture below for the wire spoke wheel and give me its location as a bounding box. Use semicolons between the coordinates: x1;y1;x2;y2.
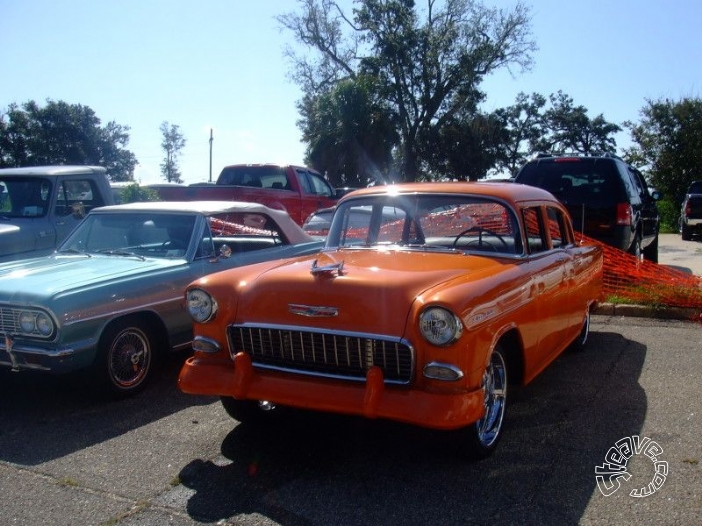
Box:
108;327;151;389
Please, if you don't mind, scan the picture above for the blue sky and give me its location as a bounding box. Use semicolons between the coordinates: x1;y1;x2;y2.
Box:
1;0;700;185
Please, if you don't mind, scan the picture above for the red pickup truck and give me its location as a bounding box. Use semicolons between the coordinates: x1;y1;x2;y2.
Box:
151;164;341;226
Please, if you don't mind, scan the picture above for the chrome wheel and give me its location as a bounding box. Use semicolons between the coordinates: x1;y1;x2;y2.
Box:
475;348;508;448
455;345;509;460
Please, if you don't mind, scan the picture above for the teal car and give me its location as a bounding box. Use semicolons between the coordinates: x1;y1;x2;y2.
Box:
0;201;323;396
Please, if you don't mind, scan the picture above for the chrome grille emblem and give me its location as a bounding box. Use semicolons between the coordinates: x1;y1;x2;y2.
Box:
288;304;339;317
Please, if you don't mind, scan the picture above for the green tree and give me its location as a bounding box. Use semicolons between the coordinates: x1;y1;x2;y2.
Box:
494;92;547;176
301;78;398;186
624;97;702;207
279;0;536;182
0;99;137;180
543;91;620;155
159;122;186;183
424;110;507;180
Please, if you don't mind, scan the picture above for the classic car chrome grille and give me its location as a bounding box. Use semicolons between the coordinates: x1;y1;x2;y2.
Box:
0;307;21;335
228;324;414;384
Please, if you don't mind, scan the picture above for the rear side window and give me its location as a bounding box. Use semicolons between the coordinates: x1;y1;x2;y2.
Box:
545;207;570;248
523;207;547;254
516;159;624;206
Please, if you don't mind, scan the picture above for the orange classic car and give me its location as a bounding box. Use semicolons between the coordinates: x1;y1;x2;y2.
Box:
178;182;603;458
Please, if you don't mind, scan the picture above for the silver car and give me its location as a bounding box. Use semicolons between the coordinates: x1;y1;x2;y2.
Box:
0;201;323;396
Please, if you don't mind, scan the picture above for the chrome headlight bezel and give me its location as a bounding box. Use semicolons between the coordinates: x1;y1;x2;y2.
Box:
419;306;463;346
17;309;56;338
186;288;218;323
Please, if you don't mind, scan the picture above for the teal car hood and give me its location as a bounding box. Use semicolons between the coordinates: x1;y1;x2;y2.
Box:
0;254;184;301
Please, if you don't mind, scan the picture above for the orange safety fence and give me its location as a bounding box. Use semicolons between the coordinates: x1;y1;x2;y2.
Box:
576;233;702;318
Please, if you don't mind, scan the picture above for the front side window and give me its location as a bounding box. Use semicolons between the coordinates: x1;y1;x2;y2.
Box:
0;177;52;218
299;171;334;197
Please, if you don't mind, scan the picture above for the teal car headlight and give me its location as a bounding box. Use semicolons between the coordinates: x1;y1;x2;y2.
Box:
18;310;55;338
187;288;217;323
419;307;463;346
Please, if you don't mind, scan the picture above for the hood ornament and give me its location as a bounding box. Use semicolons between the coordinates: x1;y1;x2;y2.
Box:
310;259;345;277
288;304;339;317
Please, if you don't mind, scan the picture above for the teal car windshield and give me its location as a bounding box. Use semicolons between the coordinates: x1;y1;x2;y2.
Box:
60;212;197;258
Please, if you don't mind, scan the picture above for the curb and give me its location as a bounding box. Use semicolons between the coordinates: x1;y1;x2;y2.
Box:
594;302;702;321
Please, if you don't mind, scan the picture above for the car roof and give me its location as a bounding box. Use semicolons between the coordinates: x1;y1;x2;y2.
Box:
90;200;314;244
0;165;106;176
92;200;284;215
339;182;560;207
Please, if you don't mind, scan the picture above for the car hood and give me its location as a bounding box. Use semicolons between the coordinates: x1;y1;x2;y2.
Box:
0;254;183;301
234;249;510;336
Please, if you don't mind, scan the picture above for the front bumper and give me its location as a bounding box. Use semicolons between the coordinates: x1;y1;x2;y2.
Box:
178;352;485;430
0;336;84;374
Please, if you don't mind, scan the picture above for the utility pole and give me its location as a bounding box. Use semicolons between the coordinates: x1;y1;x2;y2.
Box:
209;128;213;183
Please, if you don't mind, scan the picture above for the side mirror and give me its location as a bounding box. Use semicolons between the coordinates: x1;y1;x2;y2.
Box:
651;190;662;201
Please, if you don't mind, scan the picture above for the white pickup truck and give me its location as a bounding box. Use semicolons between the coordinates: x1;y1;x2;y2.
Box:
0;165;115;263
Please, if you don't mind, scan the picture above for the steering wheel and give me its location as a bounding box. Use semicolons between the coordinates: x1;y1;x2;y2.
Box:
452;227;509;251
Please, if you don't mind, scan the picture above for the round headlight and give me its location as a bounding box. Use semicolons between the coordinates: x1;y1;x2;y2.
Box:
36;312;54;336
187;288;217;323
19;311;36;333
419;307;463;346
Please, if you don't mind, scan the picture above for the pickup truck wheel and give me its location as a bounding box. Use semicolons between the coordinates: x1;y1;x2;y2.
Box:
454;345;508;460
93;320;154;397
220;397;278;424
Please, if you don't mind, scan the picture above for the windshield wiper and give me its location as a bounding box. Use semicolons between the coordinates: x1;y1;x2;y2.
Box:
95;249;145;261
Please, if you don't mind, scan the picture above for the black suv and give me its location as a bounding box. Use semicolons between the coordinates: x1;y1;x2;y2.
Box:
681;180;702;240
514;154;661;261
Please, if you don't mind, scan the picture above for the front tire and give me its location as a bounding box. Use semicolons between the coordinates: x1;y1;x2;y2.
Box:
220;397;279;424
455;345;508;460
93;319;155;397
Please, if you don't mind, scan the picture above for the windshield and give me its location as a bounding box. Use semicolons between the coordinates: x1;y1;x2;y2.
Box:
59;212;198;258
326;195;522;255
0;177;52;218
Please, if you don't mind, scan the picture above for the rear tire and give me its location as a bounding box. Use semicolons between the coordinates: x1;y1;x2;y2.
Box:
570;310;590;352
629;235;642;261
642;235;658;263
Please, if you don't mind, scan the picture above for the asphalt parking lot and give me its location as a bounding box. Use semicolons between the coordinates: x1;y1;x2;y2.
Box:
1;313;700;526
1;234;700;525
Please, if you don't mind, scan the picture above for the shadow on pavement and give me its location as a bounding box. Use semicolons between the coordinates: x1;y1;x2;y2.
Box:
0;351;215;465
178;329;648;524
